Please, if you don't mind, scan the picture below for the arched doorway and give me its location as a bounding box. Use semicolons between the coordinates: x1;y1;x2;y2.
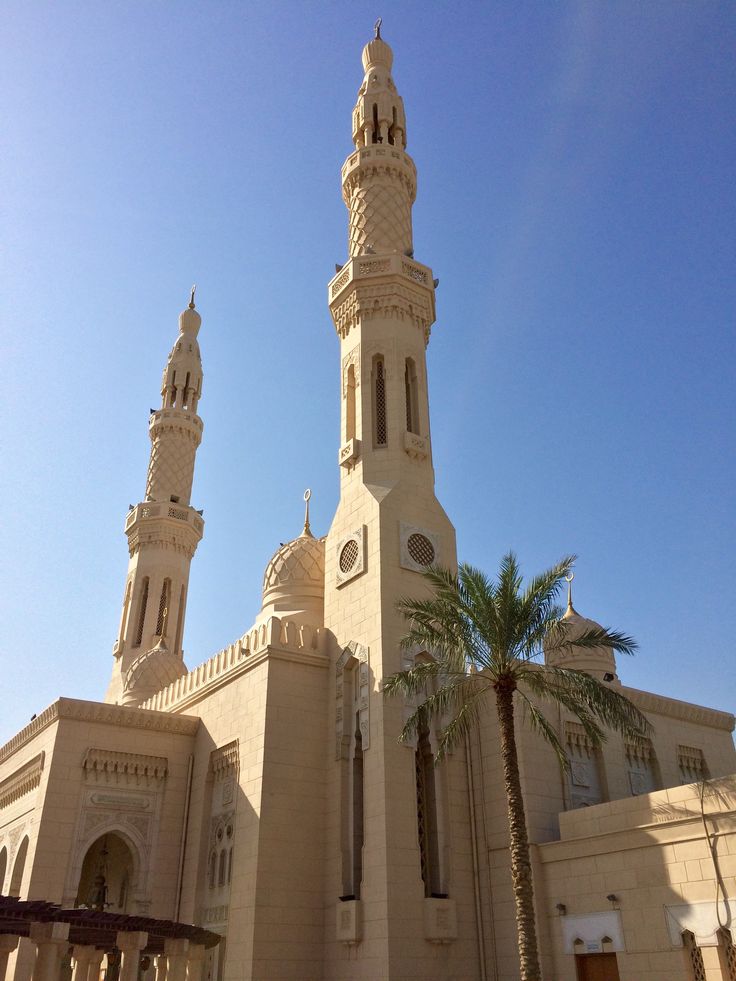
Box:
75;833;135;913
9;837;29;897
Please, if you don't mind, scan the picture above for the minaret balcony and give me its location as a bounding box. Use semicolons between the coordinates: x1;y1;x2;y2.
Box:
148;408;204;440
124;501;205;538
329;253;434;303
341;144;416;185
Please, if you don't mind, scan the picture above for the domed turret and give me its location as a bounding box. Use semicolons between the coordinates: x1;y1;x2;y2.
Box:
259;490;325;626
544;577;618;682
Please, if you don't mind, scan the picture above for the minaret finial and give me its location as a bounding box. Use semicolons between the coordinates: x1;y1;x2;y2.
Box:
565;573;576;614
374;17;382;39
302;488;313;537
189;285;196;310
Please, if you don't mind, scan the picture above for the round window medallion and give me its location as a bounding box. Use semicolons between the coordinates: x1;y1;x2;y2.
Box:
407;532;435;566
339;538;359;574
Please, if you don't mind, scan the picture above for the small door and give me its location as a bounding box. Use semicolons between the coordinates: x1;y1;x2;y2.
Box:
576;952;621;981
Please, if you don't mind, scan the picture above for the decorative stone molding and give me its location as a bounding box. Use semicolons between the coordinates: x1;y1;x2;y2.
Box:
0;753;44;810
403;431;428;460
399;522;440;573
211;741;239;779
82;749;168;785
0;699;199;768
335;527;367;588
331;281;434;343
336;899;361;945
623;686;734;731
338;438;360;468
336;642;370;759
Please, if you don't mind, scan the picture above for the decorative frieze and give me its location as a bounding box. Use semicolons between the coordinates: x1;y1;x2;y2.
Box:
82;749;168;785
0;753;44;810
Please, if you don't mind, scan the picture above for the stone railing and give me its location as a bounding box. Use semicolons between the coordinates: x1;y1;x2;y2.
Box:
141;616;327;713
125;503;204;535
329;253;433;301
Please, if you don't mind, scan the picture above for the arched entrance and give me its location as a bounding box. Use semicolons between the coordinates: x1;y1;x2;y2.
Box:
75;833;135;913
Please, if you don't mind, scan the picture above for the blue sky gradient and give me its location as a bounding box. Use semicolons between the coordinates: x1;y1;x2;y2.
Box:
1;1;734;742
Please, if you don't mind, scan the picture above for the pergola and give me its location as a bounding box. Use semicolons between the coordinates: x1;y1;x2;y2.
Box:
0;896;221;981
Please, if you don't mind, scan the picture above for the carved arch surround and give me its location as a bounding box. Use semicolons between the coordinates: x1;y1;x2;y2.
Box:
64;820;147;911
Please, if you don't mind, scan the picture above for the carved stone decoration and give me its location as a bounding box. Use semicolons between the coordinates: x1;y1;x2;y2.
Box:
82;749;168;785
335;642;370;759
0;753;44;810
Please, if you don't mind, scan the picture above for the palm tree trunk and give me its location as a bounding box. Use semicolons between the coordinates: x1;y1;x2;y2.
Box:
496;682;542;981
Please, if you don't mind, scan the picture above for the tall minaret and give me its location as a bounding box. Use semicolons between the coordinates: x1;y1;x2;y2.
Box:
323;28;470;979
105;291;205;706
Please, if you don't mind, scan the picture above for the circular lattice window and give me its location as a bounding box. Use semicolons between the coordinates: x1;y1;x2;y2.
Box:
407;533;435;566
339;539;360;573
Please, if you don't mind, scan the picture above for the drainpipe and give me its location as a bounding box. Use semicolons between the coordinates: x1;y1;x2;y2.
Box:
174;754;194;920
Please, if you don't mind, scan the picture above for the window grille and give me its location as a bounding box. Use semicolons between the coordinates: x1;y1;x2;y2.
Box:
374;359;387;446
156;579;171;636
683;931;706;981
133;578;149;648
719;929;736;980
340;539;359;574
407;533;435;566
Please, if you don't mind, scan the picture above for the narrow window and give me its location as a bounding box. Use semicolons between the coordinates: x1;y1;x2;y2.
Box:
405;358;419;435
133;577;149;648
118;580;132;645
415;725;441;897
389;106;397;145
183;372;191;409
346;364;356;442
208;851;216;889
156;579;171;636
352;717;364;898
175;585;186;655
372;103;379;143
227;848;233;885
218;850;226;887
373;357;387;446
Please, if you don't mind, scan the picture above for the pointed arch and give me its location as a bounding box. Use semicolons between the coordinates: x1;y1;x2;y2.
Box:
9;836;29;897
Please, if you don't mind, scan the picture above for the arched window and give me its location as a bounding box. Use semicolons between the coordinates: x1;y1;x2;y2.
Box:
346;364;356;443
339;660;365;900
0;847;7;894
372;103;379;143
415;725;441;897
118;580;132;645
405;358;419;435
133;577;149;648
352;719;364;897
9;836;29;898
183;372;191;409
372;357;387;447
156;579;171;636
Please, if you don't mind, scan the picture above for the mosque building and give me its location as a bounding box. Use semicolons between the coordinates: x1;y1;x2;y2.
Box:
1;27;735;981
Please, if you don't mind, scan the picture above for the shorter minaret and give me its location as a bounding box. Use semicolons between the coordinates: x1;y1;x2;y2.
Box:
105;291;205;705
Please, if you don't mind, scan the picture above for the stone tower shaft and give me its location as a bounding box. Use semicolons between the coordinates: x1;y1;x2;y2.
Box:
105;298;205;707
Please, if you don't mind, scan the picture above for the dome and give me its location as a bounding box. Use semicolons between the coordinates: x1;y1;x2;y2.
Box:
122;639;188;707
544;595;618;682
362;36;393;71
261;526;325;623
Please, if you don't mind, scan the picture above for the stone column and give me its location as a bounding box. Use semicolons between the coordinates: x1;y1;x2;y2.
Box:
87;949;104;981
0;936;19;981
184;945;205;981
163;939;188;981
115;932;148;981
71;946;95;981
153;954;167;981
30;922;70;981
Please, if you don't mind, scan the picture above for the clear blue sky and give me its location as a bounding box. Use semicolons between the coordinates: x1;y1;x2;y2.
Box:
1;1;734;744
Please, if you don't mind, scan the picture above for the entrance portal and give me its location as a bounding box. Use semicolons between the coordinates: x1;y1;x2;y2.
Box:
575;952;621;981
75;833;135;913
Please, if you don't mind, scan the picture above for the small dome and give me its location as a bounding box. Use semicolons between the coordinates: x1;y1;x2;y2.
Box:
261;527;325;623
179;306;201;336
122;640;187;707
362;36;393;71
545;600;618;682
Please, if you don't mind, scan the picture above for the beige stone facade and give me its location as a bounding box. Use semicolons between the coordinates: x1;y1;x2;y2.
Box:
1;27;734;981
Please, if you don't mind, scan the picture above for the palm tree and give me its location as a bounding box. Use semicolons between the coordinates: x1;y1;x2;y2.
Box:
383;553;651;981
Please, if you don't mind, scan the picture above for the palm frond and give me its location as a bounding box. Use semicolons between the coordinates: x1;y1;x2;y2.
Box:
517;692;569;769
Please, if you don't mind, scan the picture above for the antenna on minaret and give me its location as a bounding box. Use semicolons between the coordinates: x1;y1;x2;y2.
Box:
302;488;313;537
189;285;197;310
565;573;576;614
374;17;382;39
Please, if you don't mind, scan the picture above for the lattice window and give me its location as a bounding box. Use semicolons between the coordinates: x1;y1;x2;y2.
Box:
405;358;419;435
346;363;356;442
678;745;709;784
683;930;706;981
718;928;736;980
415;738;429;890
340;539;359;574
373;358;387;446
415;725;441;897
156;578;171;636
407;532;434;566
133;577;149;648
